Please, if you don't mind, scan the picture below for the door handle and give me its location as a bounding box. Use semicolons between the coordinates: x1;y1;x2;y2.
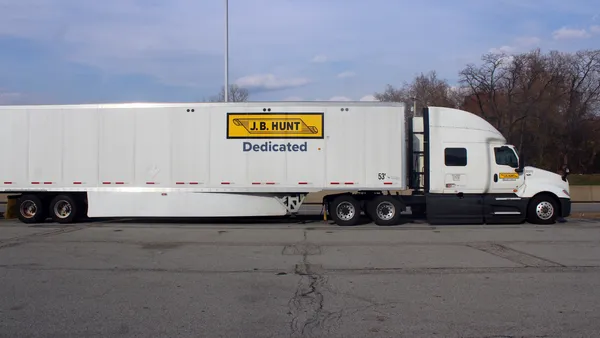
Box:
494;174;498;182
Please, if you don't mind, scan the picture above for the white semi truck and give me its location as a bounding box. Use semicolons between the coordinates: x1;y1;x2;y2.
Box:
0;101;571;226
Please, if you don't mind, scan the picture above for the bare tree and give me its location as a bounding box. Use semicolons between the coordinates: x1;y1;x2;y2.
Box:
458;48;600;173
459;53;511;130
207;84;249;102
553;50;600;172
374;71;462;117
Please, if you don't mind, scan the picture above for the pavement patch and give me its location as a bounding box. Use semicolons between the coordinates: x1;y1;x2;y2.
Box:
283;243;321;256
505;243;600;267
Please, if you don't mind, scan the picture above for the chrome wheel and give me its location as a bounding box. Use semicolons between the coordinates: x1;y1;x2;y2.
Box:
536;201;554;220
53;200;72;219
376;201;395;221
20;200;37;218
336;201;356;221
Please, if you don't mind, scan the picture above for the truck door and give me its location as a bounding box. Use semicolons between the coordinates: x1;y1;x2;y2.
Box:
425;143;485;225
489;145;523;194
484;145;526;223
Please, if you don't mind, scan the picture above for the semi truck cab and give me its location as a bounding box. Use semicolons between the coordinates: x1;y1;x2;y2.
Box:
409;106;571;225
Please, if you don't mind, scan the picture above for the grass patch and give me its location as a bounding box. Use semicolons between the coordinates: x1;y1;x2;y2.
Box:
568;174;600;186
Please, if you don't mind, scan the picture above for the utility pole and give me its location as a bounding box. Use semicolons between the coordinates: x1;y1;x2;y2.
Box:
224;0;229;102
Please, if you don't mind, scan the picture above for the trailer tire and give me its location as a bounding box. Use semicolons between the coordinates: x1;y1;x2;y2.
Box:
527;194;558;225
367;195;402;226
330;195;361;226
17;194;47;224
49;194;79;224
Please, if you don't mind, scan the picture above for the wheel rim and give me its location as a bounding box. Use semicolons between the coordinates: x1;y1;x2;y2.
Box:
536;201;554;220
20;200;37;218
54;200;72;219
376;201;395;221
336;201;356;221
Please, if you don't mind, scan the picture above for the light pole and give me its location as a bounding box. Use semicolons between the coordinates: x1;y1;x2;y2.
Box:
224;0;229;102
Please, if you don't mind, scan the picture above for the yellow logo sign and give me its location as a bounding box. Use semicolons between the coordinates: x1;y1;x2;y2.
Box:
499;172;520;179
227;113;324;139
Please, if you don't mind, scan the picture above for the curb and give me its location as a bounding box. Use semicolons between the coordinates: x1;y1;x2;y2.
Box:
568;212;600;219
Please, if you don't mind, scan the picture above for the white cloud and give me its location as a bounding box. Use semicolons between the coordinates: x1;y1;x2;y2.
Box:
0;91;22;104
360;95;378;101
489;45;516;54
328;96;352;101
552;27;591;40
337;71;356;78
591;25;600;34
234;74;310;91
489;36;540;55
311;55;328;63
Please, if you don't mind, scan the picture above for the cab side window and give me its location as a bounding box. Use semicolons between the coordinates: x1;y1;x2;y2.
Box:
445;147;467;166
494;147;518;168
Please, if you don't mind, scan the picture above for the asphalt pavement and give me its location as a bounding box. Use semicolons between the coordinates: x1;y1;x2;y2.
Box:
1;218;600;337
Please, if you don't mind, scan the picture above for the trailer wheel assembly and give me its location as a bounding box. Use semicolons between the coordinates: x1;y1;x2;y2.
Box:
17;194;47;224
49;194;78;224
368;195;402;226
329;195;361;226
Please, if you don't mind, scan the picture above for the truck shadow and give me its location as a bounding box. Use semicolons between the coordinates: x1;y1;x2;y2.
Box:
79;214;421;227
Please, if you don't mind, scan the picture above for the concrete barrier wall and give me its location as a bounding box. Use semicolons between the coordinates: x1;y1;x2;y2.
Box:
570;185;600;202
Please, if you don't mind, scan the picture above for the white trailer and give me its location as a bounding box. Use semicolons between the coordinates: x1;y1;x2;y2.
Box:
0;101;571;226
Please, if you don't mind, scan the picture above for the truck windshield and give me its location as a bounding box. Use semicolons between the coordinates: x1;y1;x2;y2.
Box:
495;146;519;168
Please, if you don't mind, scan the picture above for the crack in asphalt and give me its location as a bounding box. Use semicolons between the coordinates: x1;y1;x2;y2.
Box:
287;230;342;338
467;243;565;267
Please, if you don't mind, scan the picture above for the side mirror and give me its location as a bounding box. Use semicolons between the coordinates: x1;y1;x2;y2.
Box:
515;153;525;174
561;168;570;182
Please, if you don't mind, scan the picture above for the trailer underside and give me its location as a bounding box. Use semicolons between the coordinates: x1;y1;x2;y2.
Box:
9;189;424;226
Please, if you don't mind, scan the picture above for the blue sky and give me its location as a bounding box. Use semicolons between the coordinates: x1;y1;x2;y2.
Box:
1;0;599;104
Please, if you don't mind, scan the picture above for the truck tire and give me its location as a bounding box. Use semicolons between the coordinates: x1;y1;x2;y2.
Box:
49;194;79;224
329;195;361;226
367;195;402;226
17;194;47;224
527;194;558;225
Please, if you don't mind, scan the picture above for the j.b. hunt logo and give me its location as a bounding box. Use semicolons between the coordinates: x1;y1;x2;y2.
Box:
236;119;318;135
227;113;323;139
227;112;323;152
